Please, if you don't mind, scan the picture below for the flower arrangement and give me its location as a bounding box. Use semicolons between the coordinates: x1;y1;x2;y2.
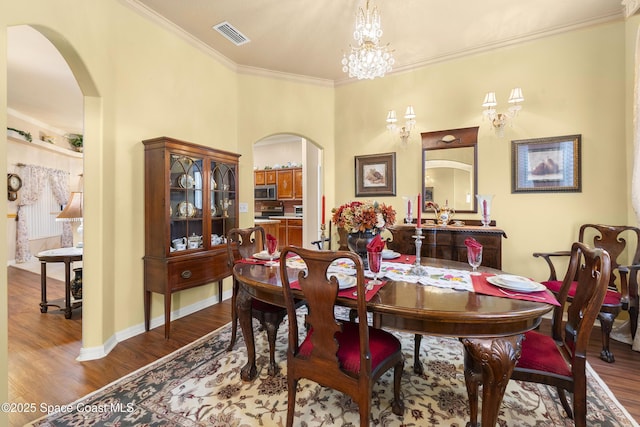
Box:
331;200;396;233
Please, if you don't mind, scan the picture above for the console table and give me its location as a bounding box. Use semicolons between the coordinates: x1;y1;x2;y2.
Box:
36;247;83;319
387;224;507;269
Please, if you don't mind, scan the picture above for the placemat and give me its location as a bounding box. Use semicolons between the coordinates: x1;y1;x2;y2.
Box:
472;273;560;306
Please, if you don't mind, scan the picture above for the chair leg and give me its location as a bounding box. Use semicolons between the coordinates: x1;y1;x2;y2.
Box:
391;359;405;416
226;279;239;352
359;393;371;427
598;311;617;363
286;377;298;427
557;388;573;420
413;334;423;374
630;305;638;339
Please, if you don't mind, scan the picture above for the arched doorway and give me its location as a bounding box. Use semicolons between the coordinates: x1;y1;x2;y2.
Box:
253;134;323;248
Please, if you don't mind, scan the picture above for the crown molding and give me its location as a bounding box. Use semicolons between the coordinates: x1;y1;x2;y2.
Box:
622;0;640;18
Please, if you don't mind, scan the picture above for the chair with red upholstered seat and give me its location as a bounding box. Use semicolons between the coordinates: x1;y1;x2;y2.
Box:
279;247;404;427
468;241;610;427
533;224;640;362
226;226;290;376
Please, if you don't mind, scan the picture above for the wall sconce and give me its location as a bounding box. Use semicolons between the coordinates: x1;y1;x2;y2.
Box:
481;88;524;137
386;106;416;143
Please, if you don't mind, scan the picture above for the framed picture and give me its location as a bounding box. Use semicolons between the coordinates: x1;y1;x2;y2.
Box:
424;187;434;202
511;134;581;193
355;152;396;197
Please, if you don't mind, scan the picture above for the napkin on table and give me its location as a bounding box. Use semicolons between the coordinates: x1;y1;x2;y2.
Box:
464;237;482;257
366;234;385;252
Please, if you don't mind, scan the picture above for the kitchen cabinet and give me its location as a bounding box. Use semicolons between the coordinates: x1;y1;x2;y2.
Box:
277;218;303;248
254;219;280;247
142;136;240;338
274;167;302;200
293;168;303;199
254;170;276;186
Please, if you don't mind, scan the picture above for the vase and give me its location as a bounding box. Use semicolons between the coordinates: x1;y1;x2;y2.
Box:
71;267;83;300
476;194;494;227
347;230;377;269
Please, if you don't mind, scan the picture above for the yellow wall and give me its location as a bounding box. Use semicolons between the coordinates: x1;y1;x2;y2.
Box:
335;21;627;281
1;1;639;419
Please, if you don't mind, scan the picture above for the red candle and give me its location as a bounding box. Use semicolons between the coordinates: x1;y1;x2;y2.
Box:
417;194;421;227
321;195;325;224
483;199;487;216
408;199;412;217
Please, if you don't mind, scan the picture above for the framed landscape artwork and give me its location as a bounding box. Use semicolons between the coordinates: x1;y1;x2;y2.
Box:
355;152;396;197
511;134;581;193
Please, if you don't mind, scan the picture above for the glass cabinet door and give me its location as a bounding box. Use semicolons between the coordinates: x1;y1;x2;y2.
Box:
210;160;237;247
169;154;204;252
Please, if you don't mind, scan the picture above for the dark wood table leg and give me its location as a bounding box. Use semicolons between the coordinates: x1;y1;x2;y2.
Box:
64;260;72;319
40;261;48;313
461;335;523;427
237;283;257;381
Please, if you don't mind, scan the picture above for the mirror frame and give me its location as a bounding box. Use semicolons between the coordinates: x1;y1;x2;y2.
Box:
421;126;479;214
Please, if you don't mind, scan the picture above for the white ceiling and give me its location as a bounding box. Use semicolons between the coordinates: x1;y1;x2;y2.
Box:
6;0;625;134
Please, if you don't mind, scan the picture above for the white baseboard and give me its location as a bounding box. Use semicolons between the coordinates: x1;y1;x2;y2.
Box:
76;289;232;361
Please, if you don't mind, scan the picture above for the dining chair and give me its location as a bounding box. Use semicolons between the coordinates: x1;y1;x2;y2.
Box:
226;226;289;376
533;223;640;362
468;241;610;427
279;247;404;427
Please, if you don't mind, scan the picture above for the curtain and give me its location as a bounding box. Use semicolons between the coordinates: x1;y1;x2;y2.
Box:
15;165;71;263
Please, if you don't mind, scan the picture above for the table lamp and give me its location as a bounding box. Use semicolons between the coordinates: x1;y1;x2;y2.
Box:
56;191;83;247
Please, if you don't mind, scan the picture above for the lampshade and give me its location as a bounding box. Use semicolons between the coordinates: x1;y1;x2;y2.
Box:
404;106;416;120
386;110;397;123
508;87;524;103
482;92;497;107
56;192;83;221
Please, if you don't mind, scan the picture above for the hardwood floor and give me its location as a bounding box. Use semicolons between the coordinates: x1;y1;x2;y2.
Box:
7;266;640;426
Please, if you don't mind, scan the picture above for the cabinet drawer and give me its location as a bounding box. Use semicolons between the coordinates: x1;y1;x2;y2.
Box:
168;253;228;291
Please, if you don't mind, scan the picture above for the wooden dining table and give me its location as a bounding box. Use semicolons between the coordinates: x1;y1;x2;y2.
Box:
233;255;554;427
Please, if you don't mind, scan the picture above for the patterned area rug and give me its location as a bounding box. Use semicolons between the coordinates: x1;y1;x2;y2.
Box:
32;309;638;426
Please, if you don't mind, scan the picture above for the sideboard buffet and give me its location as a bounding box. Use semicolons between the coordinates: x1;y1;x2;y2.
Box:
386;223;507;269
142;136;240;338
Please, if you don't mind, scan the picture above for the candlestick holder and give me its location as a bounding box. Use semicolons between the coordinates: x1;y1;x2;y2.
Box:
409;227;430;276
319;223;327;249
405;213;413;224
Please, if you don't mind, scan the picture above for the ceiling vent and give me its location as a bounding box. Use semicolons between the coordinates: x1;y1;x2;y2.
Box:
213;21;250;46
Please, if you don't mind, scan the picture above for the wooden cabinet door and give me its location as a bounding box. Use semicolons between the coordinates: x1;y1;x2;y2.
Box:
277;169;294;199
278;221;287;247
254;171;265;185
265;170;277;184
293;168;303;199
287;219;303;247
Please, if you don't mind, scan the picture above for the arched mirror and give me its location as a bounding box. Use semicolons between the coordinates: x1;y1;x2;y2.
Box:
421;126;478;213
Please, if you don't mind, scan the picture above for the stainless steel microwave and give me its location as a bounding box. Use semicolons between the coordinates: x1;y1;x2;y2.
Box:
255;185;277;201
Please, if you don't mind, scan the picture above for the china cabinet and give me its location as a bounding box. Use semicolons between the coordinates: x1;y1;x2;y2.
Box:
142;136;240;338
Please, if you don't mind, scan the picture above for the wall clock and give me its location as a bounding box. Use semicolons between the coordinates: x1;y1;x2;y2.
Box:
7;173;22;201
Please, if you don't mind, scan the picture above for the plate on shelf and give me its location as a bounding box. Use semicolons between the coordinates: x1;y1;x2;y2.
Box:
328;273;357;290
486;276;546;293
177;201;196;218
253;250;281;261
382;249;400;259
178;174;195;189
211;176;217;190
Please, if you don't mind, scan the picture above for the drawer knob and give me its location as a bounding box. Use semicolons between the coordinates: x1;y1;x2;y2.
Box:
181;270;192;279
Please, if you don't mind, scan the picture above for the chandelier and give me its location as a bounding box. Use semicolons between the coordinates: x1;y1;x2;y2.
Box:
341;0;395;80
